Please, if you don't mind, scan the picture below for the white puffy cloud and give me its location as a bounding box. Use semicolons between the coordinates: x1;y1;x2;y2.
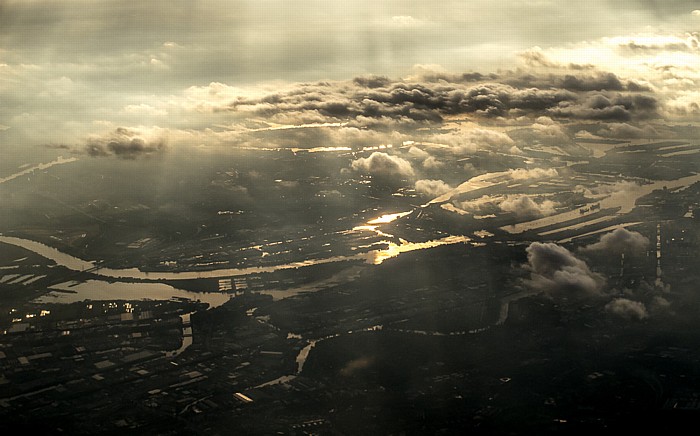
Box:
350;152;414;177
581;228;650;255
422;156;444;169
415;179;451;196
507;167;559;180
499;195;558;218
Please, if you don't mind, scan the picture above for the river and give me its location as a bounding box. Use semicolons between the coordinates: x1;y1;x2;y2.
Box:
502;173;700;234
0;230;471;282
0;156;78;185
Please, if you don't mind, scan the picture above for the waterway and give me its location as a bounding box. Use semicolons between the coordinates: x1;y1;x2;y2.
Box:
0;156;78;185
502;173;700;234
37;280;231;308
0;230;471;282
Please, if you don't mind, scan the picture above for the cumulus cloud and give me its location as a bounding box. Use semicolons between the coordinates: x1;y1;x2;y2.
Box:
350;152;414;177
594;122;659;139
499;195;558;218
353;75;392;88
85;128;167;159
451;195;499;216
228;74;660;132
581;228;650;255
422;156;444;169
525;242;605;297
605;298;648;320
508;117;573;146
415;179;451;196
507;167;559;180
423;128;515;154
547;93;658;121
408;146;430;159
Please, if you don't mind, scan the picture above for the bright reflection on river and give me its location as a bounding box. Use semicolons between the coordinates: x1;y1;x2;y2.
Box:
362;235;472;265
367;211;412;225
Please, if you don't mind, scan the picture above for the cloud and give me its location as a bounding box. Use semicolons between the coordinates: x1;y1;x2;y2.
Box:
588;180;639;196
507;167;559;180
508;71;629;91
451;195;499;216
85;128;167;159
594;122;659;139
425;128;515;154
122;104;167;116
408;146;429;159
547;93;658;121
350;152;414;177
353;75;392;88
581;228;650;255
422;156;444;169
1;1;698;156
650;295;672;314
499;195;558;218
605;298;648;320
525;242;605;297
693;10;700;17
508;117;572;146
559;73;624;92
415;179;451;196
390;15;424;27
228;74;661;132
339;356;375;376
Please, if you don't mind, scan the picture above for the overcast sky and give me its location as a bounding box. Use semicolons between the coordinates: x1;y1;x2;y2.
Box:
0;0;699;153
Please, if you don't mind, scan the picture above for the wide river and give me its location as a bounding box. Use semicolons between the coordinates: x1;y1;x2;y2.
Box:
0;231;470;282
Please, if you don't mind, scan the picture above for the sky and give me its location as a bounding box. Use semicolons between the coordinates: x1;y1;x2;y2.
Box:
0;0;699;156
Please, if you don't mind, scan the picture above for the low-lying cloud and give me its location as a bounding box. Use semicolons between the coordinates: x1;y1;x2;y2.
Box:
525;242;605;297
582;228;650;255
507;167;559;180
415;179;451;196
605;298;648;320
350;152;414;178
500;195;558;218
85;128;167;159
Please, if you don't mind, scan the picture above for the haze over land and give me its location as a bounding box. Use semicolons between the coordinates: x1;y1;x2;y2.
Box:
1;2;700;434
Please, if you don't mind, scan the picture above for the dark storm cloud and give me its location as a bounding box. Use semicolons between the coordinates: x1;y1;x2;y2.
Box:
231;73;661;129
507;73;628;92
560;73;624;92
581;228;650;255
547;93;659;121
525;242;605;297
353;75;392;89
85;128;167;159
